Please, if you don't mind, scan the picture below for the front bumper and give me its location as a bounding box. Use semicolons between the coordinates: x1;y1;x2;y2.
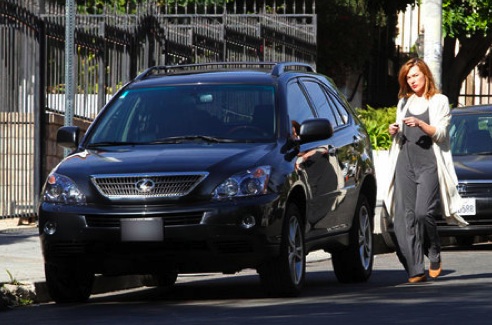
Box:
436;196;492;236
38;194;283;275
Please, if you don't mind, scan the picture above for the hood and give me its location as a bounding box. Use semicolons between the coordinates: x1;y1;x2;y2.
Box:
56;143;277;178
454;154;492;181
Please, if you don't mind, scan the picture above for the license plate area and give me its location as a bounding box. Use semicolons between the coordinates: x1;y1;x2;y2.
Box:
457;198;476;216
121;217;164;241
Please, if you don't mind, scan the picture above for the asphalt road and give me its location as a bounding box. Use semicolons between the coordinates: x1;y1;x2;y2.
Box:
1;242;491;325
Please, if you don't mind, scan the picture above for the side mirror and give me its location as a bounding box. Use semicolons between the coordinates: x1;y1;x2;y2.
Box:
56;126;80;150
299;118;333;144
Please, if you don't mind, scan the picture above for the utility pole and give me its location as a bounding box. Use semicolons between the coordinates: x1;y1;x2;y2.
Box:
422;0;443;89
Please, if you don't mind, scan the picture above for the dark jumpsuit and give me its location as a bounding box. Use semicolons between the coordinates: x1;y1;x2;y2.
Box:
394;108;441;277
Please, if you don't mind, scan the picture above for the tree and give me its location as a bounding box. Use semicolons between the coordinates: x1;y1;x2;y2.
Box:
442;0;492;106
314;0;416;105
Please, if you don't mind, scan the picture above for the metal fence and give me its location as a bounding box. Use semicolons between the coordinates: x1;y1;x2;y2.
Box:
0;0;317;219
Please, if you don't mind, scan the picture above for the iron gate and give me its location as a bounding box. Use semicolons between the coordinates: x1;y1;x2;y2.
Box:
0;0;317;220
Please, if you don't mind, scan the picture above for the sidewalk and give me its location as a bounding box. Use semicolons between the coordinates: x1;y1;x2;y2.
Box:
0;219;43;284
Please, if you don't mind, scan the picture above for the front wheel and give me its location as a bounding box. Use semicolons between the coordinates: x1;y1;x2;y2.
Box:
259;203;305;297
332;194;374;283
45;262;94;303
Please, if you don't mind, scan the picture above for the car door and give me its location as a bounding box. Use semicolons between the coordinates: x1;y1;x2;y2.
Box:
300;77;362;235
286;78;343;238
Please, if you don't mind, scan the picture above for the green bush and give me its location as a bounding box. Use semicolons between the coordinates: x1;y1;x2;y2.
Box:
356;106;396;150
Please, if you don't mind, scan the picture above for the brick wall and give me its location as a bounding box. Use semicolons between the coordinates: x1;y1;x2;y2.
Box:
45;113;92;177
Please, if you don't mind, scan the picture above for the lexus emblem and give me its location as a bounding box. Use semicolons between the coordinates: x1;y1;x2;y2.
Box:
135;178;155;193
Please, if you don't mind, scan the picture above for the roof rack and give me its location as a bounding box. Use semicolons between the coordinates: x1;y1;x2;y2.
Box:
134;62;316;81
271;62;316;76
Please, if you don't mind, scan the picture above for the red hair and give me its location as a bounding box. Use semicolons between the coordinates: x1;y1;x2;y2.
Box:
398;58;439;100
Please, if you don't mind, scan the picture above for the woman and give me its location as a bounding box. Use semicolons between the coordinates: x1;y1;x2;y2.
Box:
383;58;468;283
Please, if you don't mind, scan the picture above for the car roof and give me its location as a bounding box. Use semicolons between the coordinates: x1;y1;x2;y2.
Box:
451;104;492;115
125;62;317;88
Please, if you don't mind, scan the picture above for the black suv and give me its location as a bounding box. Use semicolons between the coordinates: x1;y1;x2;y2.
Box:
39;62;377;303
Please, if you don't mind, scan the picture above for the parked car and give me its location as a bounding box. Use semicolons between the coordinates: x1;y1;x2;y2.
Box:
381;104;492;248
442;105;492;245
38;62;377;303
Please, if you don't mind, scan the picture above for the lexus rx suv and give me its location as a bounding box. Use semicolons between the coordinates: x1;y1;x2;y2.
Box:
38;62;377;303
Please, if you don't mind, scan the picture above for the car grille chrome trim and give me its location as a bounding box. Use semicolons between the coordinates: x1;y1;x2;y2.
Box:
91;172;208;200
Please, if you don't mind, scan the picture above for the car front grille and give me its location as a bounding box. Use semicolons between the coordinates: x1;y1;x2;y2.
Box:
85;212;204;228
458;182;492;197
91;172;208;200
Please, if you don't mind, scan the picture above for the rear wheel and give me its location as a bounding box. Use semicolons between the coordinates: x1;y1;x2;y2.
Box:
332;194;374;283
45;262;94;303
259;203;305;297
142;272;178;287
455;236;475;247
380;205;396;251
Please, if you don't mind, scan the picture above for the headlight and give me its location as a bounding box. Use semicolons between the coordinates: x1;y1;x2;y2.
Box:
42;173;86;205
213;166;271;200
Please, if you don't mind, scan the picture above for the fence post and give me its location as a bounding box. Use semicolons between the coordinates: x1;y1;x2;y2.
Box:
98;21;106;113
64;0;75;132
35;17;47;208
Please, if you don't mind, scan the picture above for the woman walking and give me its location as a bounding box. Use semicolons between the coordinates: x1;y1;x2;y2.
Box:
384;58;468;283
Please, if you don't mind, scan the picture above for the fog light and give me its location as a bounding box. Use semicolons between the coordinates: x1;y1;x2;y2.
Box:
240;215;256;229
44;221;57;235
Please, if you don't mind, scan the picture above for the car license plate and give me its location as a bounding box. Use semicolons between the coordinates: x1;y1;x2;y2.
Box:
121;217;163;241
457;198;476;216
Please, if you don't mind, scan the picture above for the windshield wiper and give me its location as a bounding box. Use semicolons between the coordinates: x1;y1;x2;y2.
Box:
151;135;235;144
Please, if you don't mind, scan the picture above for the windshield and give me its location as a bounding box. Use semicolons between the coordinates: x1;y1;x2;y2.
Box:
450;113;492;155
87;84;276;146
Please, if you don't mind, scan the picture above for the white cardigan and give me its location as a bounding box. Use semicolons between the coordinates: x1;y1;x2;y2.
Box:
382;94;468;227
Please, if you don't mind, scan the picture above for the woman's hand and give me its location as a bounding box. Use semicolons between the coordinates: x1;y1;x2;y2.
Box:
388;123;400;136
402;116;420;127
402;116;436;137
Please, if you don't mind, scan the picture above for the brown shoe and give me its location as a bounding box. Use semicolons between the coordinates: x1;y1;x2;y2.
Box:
408;274;427;283
429;262;442;279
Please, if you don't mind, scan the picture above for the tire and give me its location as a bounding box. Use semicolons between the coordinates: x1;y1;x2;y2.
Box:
142;272;178;287
455;236;475;247
379;205;396;251
259;203;305;297
45;262;94;303
332;194;374;283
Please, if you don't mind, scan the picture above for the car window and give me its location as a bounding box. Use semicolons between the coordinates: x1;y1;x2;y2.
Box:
88;85;276;144
451;114;492;155
286;80;316;129
301;80;338;126
325;88;351;126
